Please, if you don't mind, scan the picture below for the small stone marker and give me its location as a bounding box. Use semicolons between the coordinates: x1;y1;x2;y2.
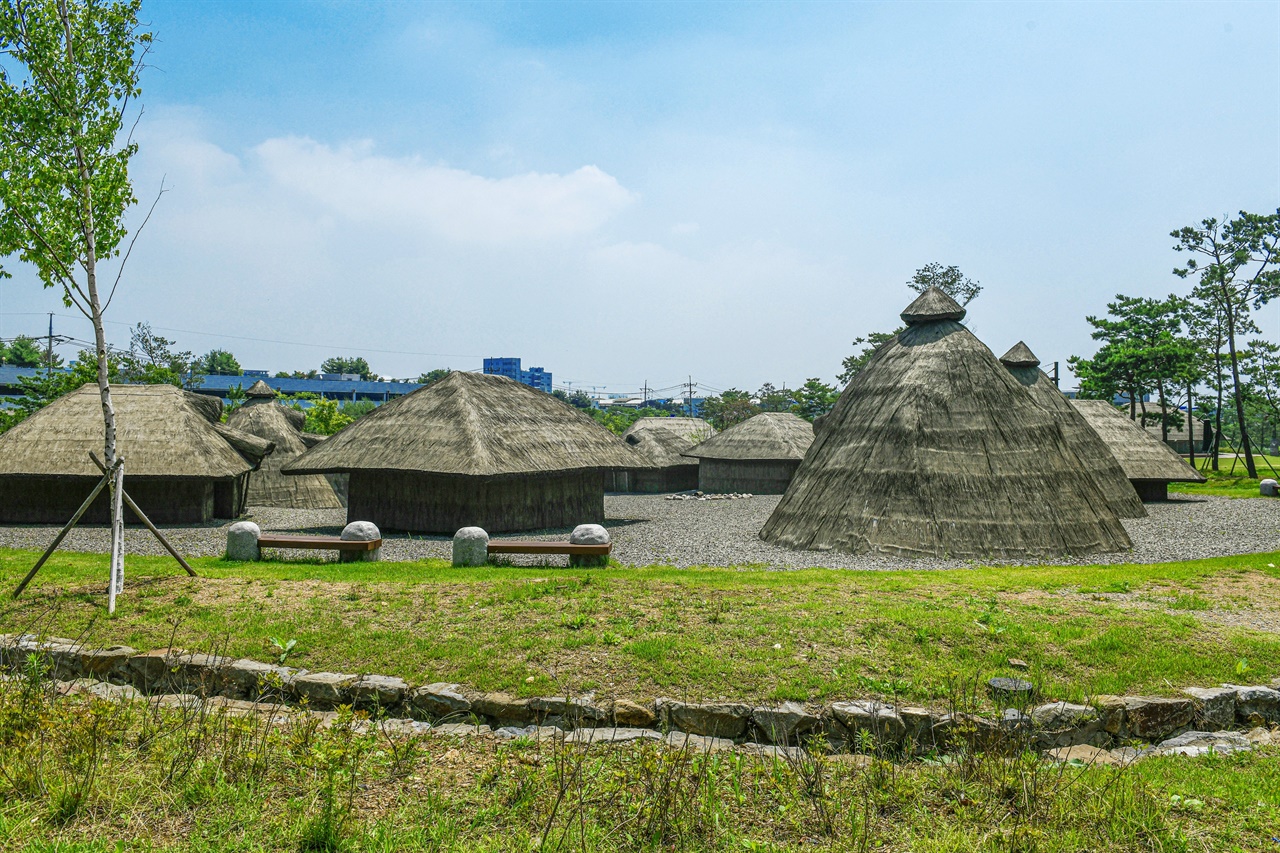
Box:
1007;658;1029;670
1261;479;1278;497
226;521;261;561
987;676;1036;704
569;523;610;568
452;527;489;567
339;521;381;562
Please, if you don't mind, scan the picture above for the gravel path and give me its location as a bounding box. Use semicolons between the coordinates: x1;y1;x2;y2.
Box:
1;493;1277;570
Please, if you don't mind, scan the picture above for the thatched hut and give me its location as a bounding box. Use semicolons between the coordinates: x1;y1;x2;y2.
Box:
999;342;1146;519
607;417;716;492
760;288;1132;559
682;412;814;494
0;384;273;523
282;371;641;533
1071;400;1207;501
226;381;343;509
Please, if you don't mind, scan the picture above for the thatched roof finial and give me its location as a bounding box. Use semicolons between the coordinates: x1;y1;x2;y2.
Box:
246;380;276;398
999;341;1040;368
900;286;966;325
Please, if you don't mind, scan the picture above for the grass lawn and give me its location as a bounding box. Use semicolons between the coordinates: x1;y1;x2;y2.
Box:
0;681;1277;853
1172;452;1280;498
3;547;1278;706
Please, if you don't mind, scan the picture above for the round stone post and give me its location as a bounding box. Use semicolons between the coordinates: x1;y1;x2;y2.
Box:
569;523;610;568
1261;478;1278;497
340;521;382;562
226;521;261;561
452;527;489;567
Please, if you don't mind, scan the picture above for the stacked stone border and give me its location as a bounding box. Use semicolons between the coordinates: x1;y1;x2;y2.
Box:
3;634;1277;763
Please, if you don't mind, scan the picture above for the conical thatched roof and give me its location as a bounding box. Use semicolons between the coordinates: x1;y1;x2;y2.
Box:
1000;343;1146;519
0;384;273;478
1070;400;1207;483
759;289;1132;559
227;401;343;508
246;379;276;398
622;417;715;468
901;287;967;324
283;370;641;477
682;412;813;462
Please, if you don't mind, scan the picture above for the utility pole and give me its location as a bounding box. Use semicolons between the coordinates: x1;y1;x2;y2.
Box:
687;375;694;417
642;380;648;406
47;313;53;373
1051;361;1059;388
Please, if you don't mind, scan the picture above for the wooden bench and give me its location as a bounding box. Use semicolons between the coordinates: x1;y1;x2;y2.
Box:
257;534;382;552
486;541;612;557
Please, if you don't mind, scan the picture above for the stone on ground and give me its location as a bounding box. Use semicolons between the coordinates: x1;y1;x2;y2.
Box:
452;527;489;567
339;521;381;562
226;521;261;561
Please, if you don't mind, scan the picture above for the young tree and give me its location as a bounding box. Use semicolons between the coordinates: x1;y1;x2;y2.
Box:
1;334;46;366
907;263;982;306
1172;210;1280;478
416;368;451;386
122;321;194;386
791;377;838;421
756;382;793;413
839;330;900;385
0;0;153;610
699;389;759;431
320;356;372;380
197;348;242;376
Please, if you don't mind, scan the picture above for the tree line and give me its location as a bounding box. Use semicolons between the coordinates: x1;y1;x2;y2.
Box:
1069;210;1280;478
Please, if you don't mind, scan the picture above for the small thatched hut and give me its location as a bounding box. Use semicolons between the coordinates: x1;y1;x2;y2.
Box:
682;412;814;494
226;381;344;509
999;342;1146;519
0;384;273;523
760;288;1132;559
282;371;641;533
1071;400;1207;501
607;417;716;492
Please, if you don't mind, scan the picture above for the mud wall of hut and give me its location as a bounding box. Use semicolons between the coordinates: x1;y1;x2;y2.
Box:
347;469;606;534
0;476;217;524
604;465;700;493
697;459;801;495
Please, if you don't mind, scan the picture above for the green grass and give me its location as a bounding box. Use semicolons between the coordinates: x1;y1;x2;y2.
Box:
4;547;1279;706
0;679;1277;853
1171;452;1280;497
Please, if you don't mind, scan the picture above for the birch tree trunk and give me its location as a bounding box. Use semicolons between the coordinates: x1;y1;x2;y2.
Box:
62;3;125;611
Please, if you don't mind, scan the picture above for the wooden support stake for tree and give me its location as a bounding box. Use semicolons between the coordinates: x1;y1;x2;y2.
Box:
89;452;196;578
12;471;111;598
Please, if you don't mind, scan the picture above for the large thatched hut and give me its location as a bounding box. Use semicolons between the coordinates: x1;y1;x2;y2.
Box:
682;412;814;494
0;384;273;523
999;342;1146;519
282;371;641;533
226;381;343;509
760;288;1132;559
607;417;716;492
1070;400;1207;501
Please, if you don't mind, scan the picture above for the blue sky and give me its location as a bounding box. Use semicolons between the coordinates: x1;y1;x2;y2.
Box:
2;0;1278;395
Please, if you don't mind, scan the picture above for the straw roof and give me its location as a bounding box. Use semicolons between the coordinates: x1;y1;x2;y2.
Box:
760;288;1132;559
622;417;715;468
999;342;1146;519
682;413;813;462
245;379;276;398
283;370;641;477
1070;400;1207;483
227;401;343;508
0;384;273;478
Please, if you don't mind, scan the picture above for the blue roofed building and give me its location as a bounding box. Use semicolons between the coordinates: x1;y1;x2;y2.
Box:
483;357;552;393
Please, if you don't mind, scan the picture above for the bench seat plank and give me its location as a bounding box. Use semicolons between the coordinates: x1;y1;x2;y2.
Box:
486;541;611;556
257;534;381;552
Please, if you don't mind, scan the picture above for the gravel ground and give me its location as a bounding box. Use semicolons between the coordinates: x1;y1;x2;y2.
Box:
1;493;1277;570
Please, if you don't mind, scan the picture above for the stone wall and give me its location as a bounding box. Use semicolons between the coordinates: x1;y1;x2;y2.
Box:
3;633;1276;761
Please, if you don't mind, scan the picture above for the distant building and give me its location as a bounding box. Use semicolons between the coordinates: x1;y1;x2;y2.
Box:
483;357;552;393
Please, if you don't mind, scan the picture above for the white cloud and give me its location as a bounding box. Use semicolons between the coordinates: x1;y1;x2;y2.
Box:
252;137;635;243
